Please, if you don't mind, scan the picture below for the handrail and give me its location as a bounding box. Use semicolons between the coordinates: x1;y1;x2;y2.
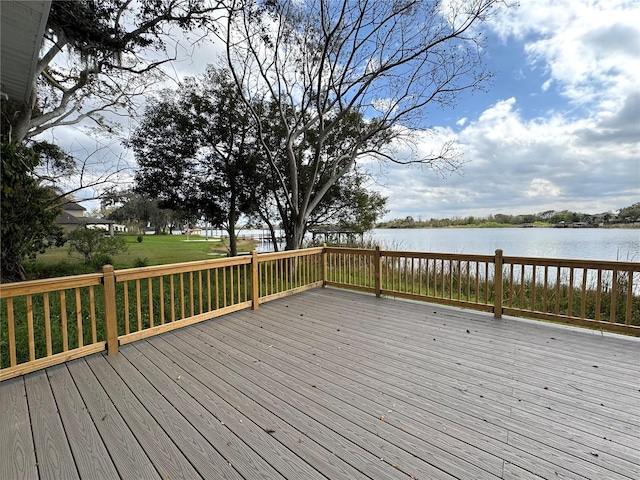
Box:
0;248;324;380
0;273;103;298
2;247;638;380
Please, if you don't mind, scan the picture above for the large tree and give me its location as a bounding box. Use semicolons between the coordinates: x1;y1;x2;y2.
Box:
0;144;65;281
3;0;222;145
102;190;180;234
1;0;222;279
224;0;503;249
131;67;261;256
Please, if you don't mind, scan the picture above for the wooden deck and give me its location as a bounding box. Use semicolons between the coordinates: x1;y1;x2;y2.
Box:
1;288;639;479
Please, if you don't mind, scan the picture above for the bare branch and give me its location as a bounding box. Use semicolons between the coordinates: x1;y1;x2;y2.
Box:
224;0;504;248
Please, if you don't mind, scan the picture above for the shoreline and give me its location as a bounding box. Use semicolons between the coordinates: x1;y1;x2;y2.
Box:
375;223;640;230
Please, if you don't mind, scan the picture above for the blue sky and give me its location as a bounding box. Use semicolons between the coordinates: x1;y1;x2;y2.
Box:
369;0;640;220
47;0;639;221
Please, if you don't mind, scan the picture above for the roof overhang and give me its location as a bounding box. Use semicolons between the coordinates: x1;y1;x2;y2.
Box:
1;0;51;104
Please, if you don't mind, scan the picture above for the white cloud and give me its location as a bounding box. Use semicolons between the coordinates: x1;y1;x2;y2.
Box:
374;1;640;220
491;0;640;110
377;95;639;219
525;178;560;198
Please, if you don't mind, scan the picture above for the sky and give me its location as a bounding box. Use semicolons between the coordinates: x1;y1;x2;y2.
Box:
46;0;639;221
370;0;640;220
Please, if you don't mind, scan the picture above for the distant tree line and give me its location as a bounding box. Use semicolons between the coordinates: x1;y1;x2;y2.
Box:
377;203;640;228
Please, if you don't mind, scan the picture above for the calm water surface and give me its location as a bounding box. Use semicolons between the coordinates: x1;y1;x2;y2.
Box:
368;228;640;262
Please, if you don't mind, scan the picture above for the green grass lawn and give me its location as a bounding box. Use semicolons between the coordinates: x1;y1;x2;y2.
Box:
25;234;257;278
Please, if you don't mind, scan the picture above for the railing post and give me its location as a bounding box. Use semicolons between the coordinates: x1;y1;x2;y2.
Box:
321;243;328;287
374;245;382;298
251;250;259;310
102;265;119;355
494;249;503;319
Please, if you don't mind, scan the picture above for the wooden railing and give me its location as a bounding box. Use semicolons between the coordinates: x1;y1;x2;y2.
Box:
325;247;640;334
500;253;640;333
255;247;324;303
0;273;107;379
0;248;322;380
2;247;638;380
113;256;253;347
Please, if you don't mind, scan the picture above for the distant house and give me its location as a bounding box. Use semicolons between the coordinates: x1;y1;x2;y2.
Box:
55;201;126;235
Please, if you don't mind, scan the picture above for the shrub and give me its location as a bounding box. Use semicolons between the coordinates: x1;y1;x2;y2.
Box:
134;257;149;268
90;254;114;270
67;226;127;262
137;235;143;243
24;261;94;279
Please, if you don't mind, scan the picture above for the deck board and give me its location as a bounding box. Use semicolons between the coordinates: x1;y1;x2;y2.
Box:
87;356;208;478
143;335;377;479
2;287;639;479
159;330;413;479
25;370;78;479
0;377;38;480
218;303;632;478
192;318;505;477
118;345;288;480
66;359;161;479
46;364;120;479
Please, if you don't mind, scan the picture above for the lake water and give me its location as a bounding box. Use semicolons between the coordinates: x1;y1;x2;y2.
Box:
198;227;639;262
368;228;640;262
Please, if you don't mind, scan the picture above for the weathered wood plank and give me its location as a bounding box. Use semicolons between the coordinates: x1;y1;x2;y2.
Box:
46;364;120;479
233;291;639;478
175;327;476;479
99;351;243;480
66;358;161;479
239;305;640;470
0;377;38;480
202;314;603;479
24;370;78;479
262;311;639;436
119;343;289;480
193;319;506;477
502;461;546;479
150;332;411;479
144;335;373;480
282;290;640;421
314;288;640;372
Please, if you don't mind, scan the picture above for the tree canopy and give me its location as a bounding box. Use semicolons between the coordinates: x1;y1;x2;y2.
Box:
131;67;262;256
223;0;504;248
3;0;222;144
131;65;388;253
0;0;223;280
0;143;65;281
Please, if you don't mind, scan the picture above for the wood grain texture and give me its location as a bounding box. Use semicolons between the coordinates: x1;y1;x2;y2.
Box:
66;359;161;479
0;377;37;479
99;352;244;480
84;354;205;480
25;370;78;479
121;343;289;480
171;328;461;479
2;288;638;479
46;364;119;479
146;334;384;480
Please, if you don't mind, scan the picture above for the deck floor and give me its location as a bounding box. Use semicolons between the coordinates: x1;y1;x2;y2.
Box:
2;287;639;479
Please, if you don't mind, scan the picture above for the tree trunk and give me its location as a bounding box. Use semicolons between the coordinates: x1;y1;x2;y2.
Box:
6;99;33;144
227;206;238;257
285;215;306;250
260;214;279;252
228;228;238;256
